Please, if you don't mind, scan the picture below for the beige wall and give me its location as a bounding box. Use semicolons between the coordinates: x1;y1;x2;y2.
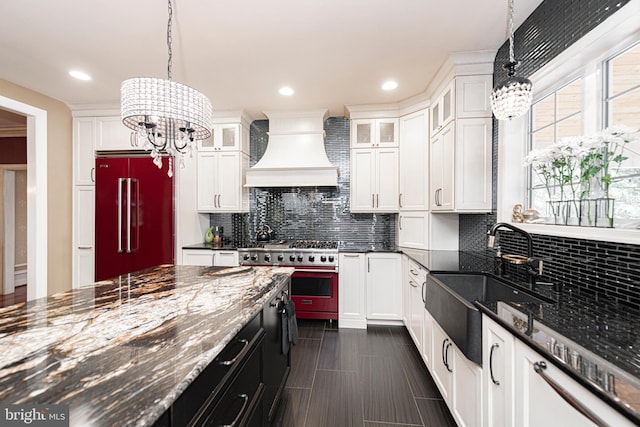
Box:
15;170;27;266
0;79;72;295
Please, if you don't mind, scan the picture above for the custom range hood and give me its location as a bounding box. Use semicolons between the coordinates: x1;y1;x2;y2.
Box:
245;109;338;187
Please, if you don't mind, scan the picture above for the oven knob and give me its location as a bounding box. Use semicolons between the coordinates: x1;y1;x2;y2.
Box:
320;256;327;262
277;255;284;262
308;256;315;262
297;255;304;262
250;255;258;261
264;254;271;262
328;256;335;262
243;254;250;260
289;255;296;262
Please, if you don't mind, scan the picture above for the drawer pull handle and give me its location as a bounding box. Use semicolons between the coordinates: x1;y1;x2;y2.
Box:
217;339;249;366
301;300;312;304
220;393;249;427
489;343;500;385
533;361;608;427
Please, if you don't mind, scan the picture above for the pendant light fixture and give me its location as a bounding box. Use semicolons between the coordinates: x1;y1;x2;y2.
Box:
120;0;213;177
490;0;533;121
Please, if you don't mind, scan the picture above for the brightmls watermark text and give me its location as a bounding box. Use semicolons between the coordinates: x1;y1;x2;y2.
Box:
0;405;69;426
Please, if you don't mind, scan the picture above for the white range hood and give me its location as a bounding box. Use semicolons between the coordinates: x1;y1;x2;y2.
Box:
245;109;338;187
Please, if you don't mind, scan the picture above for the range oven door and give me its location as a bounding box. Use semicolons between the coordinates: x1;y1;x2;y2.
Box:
290;268;338;320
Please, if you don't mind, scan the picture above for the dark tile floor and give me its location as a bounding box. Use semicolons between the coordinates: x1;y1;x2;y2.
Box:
272;320;457;427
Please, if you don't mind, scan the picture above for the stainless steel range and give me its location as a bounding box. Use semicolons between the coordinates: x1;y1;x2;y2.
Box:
239;240;339;321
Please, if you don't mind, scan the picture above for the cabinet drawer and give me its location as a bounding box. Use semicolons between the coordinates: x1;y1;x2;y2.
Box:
291;295;337;313
200;335;264;426
172;313;262;426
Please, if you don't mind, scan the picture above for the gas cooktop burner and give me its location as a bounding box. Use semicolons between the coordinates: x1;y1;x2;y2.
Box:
239;239;340;267
291;240;339;250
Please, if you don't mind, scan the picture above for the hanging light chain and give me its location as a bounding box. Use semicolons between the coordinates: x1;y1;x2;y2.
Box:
167;0;173;81
508;0;515;64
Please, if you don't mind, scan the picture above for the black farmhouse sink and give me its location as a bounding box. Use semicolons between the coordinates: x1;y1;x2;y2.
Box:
426;272;552;364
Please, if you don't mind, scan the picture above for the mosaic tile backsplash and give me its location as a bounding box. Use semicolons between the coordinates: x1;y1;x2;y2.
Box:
460;0;640;310
209;117;396;248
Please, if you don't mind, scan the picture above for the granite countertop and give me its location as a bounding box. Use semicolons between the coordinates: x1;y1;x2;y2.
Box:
0;265;294;427
403;248;640;423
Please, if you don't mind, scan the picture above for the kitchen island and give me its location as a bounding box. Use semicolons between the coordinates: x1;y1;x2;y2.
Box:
0;265;294;426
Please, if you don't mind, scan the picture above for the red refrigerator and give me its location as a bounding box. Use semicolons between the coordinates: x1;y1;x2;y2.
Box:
95;156;174;281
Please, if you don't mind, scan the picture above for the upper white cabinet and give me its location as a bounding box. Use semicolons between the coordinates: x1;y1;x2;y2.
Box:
73;117;96;186
429;75;493;213
399;109;429;211
196;114;250;213
350;147;399;212
351;118;399;148
197;123;249;152
197;151;249;212
94;116;134;151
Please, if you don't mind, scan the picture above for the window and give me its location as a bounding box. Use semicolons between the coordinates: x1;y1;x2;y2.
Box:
604;42;640;222
528;78;584;215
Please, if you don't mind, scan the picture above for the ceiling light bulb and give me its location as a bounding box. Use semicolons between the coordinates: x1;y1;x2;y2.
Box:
279;87;295;96
69;70;92;81
382;81;398;91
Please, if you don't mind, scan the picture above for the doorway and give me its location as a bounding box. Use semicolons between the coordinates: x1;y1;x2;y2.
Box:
0;96;48;302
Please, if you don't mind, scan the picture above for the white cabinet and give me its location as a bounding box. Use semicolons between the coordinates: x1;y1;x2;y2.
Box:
350;148;398;212
197;151;249;212
431;81;455;136
404;257;426;351
429;74;493;213
399;110;429;211
73;117;96;185
338;253;367;329
366;252;403;321
430;122;455;211
351;118;399;148
197;123;249;152
94;116;134;151
514;340;632;427
398;211;460;250
181;249;239;267
72;186;95;288
431;319;482;427
422;307;433;369
482;316;515;427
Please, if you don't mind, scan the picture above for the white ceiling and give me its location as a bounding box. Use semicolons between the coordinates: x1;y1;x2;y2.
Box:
0;0;543;120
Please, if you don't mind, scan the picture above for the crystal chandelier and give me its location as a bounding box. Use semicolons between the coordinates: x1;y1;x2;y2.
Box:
490;0;533;121
120;0;213;177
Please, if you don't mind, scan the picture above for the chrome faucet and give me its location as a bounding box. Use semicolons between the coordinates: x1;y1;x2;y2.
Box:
487;222;543;289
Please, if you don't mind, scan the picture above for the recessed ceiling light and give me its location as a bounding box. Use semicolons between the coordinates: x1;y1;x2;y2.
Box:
382;80;398;91
279;87;294;96
69;70;92;81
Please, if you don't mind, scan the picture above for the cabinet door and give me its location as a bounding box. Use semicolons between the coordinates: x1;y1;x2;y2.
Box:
483;316;515;427
430;123;455;211
366;253;402;321
375;119;399;147
95;116;133;151
214;251;239;267
398;212;428;249
74;118;96;185
454;118;492;212
440;83;455;128
182;249;214;266
452;347;482;427
73;186;95;288
197;152;218;211
217;152;241;212
399;110;429;210
410;272;425;351
351;119;375;148
514;341;632;427
431;321;453;402
338;253;367;329
455;75;492;118
375;148;399;212
350;149;375;212
422;308;433;369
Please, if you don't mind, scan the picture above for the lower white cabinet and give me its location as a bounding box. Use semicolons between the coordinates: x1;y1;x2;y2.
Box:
514;339;632;427
338;253;367;329
431;319;482;427
403;257;426;350
366;252;402;321
72;185;95;288
482;316;515;427
181;249;239;267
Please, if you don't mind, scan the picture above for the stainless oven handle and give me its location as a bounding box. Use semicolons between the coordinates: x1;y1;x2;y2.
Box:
294;268;338;274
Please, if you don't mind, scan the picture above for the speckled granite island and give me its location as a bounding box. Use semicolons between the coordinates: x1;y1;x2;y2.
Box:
0;265;294;427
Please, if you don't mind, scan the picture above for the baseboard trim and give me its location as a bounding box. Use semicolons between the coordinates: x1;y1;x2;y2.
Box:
14;265;27;286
